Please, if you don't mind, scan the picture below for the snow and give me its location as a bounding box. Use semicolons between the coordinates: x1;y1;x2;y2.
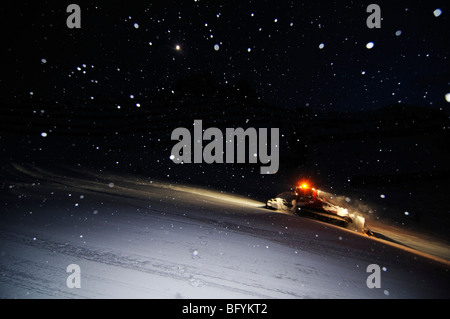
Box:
0;164;448;298
433;9;442;17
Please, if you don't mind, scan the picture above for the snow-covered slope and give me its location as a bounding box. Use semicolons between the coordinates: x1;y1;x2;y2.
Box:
0;164;448;298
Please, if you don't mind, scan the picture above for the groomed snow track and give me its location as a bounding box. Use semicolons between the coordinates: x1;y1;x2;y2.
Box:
0;163;449;298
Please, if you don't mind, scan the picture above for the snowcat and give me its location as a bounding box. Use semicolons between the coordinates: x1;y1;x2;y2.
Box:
266;182;367;231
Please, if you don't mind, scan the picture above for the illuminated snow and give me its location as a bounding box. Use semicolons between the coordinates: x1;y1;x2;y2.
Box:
445;93;450;103
433;9;442;17
366;42;374;49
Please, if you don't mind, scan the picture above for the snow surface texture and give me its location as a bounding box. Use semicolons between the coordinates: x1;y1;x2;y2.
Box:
0;164;449;298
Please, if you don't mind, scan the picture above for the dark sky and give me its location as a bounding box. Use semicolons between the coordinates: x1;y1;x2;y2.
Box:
2;0;449;112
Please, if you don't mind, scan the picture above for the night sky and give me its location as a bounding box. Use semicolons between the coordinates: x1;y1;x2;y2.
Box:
3;1;449;112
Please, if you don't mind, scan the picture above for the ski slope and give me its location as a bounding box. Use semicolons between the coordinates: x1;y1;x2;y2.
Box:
0;164;448;298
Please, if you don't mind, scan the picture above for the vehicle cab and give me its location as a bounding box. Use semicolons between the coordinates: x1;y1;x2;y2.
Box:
294;183;318;202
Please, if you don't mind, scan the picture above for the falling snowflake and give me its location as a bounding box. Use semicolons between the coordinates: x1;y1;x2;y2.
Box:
445;93;450;103
433;9;442;17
